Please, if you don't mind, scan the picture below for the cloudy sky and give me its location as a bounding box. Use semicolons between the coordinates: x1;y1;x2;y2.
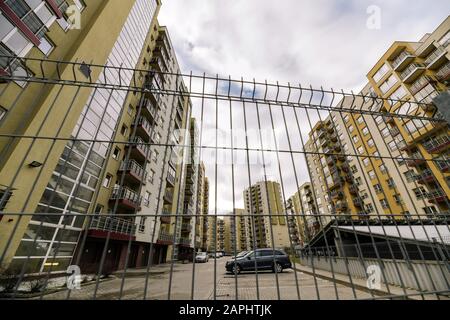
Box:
159;1;450;213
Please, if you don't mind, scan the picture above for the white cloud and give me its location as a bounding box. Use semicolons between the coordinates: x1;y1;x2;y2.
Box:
159;1;449;212
160;0;449;91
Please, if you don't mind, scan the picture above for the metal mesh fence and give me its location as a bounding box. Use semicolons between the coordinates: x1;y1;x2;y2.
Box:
0;56;449;300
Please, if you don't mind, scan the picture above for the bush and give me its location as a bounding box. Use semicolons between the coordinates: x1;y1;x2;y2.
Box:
0;268;21;293
28;278;47;293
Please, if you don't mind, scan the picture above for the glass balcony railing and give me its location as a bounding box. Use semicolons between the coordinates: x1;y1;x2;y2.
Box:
400;63;425;81
119;159;148;181
110;186;142;208
424;46;446;67
89;216;136;237
392;51;414;70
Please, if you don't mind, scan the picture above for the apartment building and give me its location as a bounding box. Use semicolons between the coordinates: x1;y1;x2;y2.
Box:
201;176;209;251
79;24;194;272
286;182;320;246
304;16;450;231
207;216;224;253
305;118;365;223
195;162;208;252
364;16;450;217
0;0;165;274
243;181;290;250
177;118;199;261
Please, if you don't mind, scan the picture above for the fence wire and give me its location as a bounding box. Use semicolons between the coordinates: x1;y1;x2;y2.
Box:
0;56;449;300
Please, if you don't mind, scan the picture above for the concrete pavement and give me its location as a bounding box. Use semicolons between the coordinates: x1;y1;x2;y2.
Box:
37;258;376;300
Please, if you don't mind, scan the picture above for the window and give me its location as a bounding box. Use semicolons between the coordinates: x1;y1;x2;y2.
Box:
120;124;128;136
363;158;370;167
423;206;438;216
374;184;383;193
139;217;146;233
373;63;390;83
367;139;375;148
357;117;364;124
94;204;103;214
351;165;358;173
380;199;389;209
343;115;350;123
389;85;407;105
127;104;134;116
393;194;403;205
152;150;158;162
368;170;376;180
365;203;374;213
103;174;112;188
112;147;121;160
149;170;155;183
37;36;54;56
388;140;397;151
357;146;364;155
404;170;416;182
0;106;6;122
352;136;359;143
375;116;383;125
348;125;354;132
379;164;387;174
381;128;390;137
73;0;86;11
143;191;150;206
362;127;369;136
413;187;427;199
386;178;395;188
380;75;398;94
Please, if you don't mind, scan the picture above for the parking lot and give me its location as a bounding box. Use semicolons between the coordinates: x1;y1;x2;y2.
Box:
36;256;375;300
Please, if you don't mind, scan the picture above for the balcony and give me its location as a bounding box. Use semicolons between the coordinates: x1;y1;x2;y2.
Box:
383;115;395;124
424;47;448;70
140;98;157;121
423;136;450;154
326;155;337;165
353;198;364;207
427;189;448;203
166;171;176;187
330;190;344;199
160;210;171;224
435;159;450;172
335;201;348;211
118;160;148;185
157;34;171;59
132;116;152;141
126;137;150;162
406;152;425;166
349;185;358;195
343;174;353;183
181;223;192;232
88;216;136;241
391;51;415;71
144;74;163;102
415;169;435;184
389;126;400;136
164;188;174;204
436;61;450;82
409;76;435;96
400;63;426;83
185;183;195;195
150;56;166;72
317;129;327;139
109;187;142;211
157;230;174;245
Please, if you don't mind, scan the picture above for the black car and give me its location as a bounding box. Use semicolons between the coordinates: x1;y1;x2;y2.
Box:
225;249;292;274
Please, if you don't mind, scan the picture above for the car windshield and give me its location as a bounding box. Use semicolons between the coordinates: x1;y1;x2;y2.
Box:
197;252;206;256
236;251;249;257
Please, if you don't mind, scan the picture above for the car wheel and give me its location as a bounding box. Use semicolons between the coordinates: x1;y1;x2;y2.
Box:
232;264;241;275
273;262;283;273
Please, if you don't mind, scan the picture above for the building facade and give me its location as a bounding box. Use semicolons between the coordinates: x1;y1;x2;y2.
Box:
243;181;290;250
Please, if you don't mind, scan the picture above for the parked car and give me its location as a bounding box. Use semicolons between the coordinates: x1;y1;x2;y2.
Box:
225;249;292;274
215;252;223;258
195;252;209;263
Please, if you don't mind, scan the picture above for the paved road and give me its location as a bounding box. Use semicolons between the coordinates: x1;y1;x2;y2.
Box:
39;258;374;300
